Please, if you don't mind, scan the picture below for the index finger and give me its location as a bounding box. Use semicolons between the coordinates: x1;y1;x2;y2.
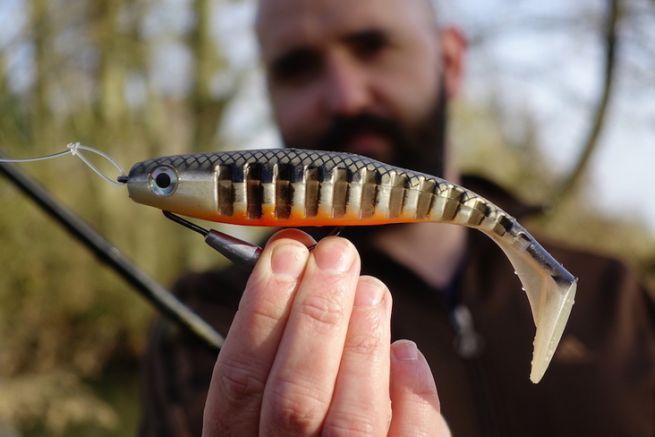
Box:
202;235;310;436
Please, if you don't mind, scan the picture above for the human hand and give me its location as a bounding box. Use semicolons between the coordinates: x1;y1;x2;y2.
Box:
202;229;450;436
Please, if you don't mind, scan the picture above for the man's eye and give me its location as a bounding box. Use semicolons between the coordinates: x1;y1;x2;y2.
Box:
347;31;389;59
271;50;322;84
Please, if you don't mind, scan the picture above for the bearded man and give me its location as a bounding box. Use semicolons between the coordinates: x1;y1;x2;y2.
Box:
140;0;655;435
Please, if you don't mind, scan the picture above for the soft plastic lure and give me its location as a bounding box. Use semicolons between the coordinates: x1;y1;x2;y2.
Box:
123;148;577;383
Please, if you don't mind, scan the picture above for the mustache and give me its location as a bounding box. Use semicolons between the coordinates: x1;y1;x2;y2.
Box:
317;113;406;151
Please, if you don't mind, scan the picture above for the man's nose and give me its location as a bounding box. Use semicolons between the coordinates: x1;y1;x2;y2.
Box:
322;53;371;116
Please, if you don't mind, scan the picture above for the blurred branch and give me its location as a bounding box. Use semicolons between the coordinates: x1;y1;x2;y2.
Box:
30;0;51;145
93;0;126;126
189;0;229;150
0;49;8;98
549;0;621;209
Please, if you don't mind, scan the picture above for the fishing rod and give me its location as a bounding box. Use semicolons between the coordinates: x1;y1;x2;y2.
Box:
0;155;224;351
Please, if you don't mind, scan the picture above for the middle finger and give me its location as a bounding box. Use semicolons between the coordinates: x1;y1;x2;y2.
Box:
202;236;310;435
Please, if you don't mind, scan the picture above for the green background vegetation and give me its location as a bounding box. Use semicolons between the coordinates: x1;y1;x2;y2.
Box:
0;0;652;435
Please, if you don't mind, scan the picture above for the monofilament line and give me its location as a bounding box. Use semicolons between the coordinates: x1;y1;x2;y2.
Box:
0;142;127;186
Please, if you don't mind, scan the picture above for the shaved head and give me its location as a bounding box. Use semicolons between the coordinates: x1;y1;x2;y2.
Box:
256;0;439;38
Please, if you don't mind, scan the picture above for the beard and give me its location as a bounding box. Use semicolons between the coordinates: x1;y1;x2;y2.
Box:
283;81;448;178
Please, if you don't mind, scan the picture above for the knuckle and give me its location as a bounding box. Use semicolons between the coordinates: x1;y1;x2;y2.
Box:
344;330;383;356
242;268;269;298
323;411;380;437
218;356;267;404
266;377;329;433
405;390;441;417
299;289;346;331
345;310;384;355
243;300;285;328
239;281;297;325
241;275;295;313
205;416;254;437
418;389;441;410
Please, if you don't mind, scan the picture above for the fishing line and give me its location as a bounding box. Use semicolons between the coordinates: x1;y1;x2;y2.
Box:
0;142;127;186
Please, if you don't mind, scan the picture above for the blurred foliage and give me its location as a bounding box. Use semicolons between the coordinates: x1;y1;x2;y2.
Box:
0;0;238;434
0;0;653;435
0;371;118;435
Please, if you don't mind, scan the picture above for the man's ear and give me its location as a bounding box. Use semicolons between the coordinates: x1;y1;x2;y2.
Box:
440;26;467;99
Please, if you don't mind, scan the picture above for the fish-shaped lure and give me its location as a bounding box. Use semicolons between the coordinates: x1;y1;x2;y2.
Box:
125;148;577;383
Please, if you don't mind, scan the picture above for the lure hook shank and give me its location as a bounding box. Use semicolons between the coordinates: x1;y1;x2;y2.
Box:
163;211;262;268
162;211;343;268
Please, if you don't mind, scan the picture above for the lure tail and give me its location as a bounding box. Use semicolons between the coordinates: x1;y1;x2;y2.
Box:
488;232;577;383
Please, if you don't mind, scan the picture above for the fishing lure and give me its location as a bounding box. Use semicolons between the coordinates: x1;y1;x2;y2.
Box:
123;148;577;383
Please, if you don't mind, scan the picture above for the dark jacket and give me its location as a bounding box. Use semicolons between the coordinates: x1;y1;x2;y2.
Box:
140;176;655;436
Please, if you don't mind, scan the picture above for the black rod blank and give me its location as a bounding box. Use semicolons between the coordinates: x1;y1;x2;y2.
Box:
0;157;223;350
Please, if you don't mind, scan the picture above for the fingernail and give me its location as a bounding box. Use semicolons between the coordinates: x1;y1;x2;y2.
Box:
270;243;308;279
312;238;355;273
355;277;385;306
392;340;418;361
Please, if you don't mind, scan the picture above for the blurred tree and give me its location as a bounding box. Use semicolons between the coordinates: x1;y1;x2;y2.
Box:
189;0;231;151
552;0;621;209
93;0;127;127
0;0;240;434
30;0;52;147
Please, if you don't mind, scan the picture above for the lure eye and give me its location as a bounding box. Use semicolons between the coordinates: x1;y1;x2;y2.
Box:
149;166;178;196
